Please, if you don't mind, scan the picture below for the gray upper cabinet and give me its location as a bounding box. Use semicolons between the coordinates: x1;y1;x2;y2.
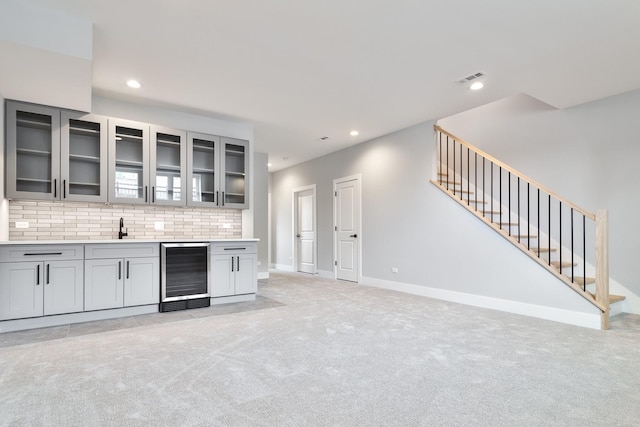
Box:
221;137;250;209
7;100;250;209
150;126;187;206
108;118;150;205
6;102;108;203
6;101;61;200
186;133;250;209
60;112;108;202
187;132;221;207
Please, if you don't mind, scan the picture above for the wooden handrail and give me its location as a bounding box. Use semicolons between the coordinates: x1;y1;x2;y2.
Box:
434;125;595;220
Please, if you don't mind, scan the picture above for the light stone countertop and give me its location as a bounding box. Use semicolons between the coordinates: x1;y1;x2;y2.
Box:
0;238;259;246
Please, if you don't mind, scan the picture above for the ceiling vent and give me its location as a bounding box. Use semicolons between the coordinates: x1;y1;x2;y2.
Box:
457;72;485;85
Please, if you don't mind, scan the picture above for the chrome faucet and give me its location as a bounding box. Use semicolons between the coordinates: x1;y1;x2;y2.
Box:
118;217;128;239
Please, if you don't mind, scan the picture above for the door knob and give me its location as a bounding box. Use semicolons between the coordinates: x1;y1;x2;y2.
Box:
350;234;358;238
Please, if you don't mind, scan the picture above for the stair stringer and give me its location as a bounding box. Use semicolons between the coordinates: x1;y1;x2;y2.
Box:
433;168;639;315
431;180;606;312
415;182;602;328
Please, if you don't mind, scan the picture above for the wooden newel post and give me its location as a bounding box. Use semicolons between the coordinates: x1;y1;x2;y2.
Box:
595;209;610;330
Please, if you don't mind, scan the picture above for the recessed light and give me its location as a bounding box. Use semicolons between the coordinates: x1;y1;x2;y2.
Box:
126;79;142;89
350;130;359;136
267;163;272;167
470;82;484;91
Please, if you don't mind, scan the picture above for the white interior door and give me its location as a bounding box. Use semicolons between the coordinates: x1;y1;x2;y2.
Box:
296;188;316;274
335;177;360;282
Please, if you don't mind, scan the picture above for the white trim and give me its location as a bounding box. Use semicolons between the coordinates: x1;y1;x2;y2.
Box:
361;276;602;330
274;263;294;272
210;294;256;305
0;305;158;333
257;271;269;280
333;174;362;283
292;184;318;274
267;191;272;271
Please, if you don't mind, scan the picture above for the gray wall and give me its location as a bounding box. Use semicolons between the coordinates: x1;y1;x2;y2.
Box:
253;152;269;275
271;119;596;314
439;90;640;297
272;122;433;277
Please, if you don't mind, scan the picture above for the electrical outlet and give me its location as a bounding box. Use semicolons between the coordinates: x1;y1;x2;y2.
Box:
15;221;29;229
154;221;164;230
391;267;399;273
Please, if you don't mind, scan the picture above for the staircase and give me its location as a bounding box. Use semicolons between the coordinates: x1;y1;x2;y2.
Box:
432;125;624;329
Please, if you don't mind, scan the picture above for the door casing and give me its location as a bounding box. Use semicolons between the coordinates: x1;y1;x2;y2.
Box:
292;184;317;274
333;174;362;282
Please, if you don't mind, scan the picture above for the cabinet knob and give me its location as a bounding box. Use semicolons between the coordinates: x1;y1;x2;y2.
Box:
350;234;358;238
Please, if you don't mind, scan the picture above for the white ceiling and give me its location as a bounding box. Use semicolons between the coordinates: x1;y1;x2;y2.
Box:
11;0;640;170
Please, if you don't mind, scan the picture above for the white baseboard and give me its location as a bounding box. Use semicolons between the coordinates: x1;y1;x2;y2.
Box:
274;263;294;272
361;276;602;330
257;271;269;280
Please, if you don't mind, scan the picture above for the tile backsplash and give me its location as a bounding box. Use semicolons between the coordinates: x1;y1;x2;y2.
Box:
9;201;242;241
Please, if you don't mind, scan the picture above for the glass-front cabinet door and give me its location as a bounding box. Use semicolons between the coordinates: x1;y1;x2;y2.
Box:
108;119;150;204
60;112;108;202
150;126;187;206
187;132;220;207
220;137;250;209
6;102;61;200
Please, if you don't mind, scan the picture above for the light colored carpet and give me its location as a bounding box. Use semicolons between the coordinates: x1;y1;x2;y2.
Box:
1;271;639;426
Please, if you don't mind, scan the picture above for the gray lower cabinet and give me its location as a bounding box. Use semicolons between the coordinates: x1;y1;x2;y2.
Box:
211;243;257;297
84;243;160;309
0;245;84;320
124;257;160;306
84;258;124;310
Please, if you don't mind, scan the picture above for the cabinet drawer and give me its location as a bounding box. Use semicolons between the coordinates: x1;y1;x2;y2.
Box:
210;241;257;255
85;243;159;259
0;245;84;262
